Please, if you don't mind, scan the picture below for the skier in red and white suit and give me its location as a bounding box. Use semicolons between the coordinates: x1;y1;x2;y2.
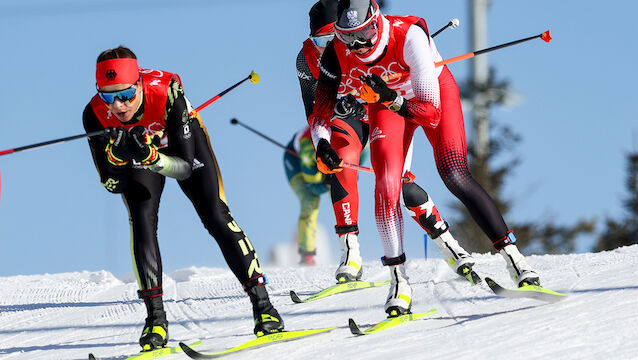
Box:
300;0;476;287
309;0;540;316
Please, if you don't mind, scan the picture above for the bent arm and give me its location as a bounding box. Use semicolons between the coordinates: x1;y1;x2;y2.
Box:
400;25;442;128
152;80;194;180
308;41;341;147
82;104;131;193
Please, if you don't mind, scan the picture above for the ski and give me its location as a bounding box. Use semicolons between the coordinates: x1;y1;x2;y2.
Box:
88;341;201;360
179;327;336;359
348;309;437;336
290;280;390;303
485;277;567;303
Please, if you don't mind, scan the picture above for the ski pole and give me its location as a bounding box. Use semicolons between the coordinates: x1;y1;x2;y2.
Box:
0;129;112;157
361;30;551;87
434;30;551;67
0;71;260;158
366;18;458;85
431;18;460;38
230;118;374;174
190;71;260;114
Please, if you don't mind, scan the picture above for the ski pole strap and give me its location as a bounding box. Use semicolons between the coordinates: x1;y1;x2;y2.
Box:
242;274;267;292
335;224;359;235
138;286;163;299
492;231;517;251
381;253;406;266
401;171;416;183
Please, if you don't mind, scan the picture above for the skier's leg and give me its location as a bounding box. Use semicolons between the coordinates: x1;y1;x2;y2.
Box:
399;131;476;280
368;105;414;313
122;170;168;350
329;117;368;282
426;66;538;286
368;105;406;261
179;121;283;334
400;175;476;279
290;174;320;265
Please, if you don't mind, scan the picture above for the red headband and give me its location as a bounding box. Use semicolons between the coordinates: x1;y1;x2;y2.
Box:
96;58;140;88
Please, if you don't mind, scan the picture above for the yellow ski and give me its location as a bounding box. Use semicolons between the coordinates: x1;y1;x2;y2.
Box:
179;327;336;359
290;280;390;303
349;309;437;335
88;341;201;360
485;277;567;303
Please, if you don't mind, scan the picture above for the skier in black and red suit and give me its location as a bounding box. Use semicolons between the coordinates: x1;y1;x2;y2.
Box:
309;0;541;316
83;46;284;351
299;0;476;287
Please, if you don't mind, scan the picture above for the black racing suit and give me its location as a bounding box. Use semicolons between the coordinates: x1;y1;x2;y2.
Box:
83;80;265;299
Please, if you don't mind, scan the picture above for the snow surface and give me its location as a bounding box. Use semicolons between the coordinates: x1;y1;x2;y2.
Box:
1;246;638;360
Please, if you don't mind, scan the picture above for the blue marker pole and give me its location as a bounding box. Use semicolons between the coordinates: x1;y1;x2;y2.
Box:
424;234;428;260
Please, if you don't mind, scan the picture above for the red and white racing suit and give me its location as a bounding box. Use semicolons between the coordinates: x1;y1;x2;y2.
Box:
309;15;512;259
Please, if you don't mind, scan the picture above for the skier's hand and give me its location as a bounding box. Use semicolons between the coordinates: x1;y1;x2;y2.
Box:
334;94;366;122
129;126;160;166
315;139;343;174
104;126;133;166
359;74;397;104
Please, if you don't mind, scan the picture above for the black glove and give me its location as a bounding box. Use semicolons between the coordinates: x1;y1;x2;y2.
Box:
315;138;343;174
334;94;366;122
129;126;160;166
105;126;133;166
359;74;398;103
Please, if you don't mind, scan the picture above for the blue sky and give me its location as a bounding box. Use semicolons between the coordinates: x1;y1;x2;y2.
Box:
0;0;636;277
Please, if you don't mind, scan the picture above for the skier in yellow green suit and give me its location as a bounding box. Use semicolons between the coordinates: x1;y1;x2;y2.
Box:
284;126;369;265
284;127;329;266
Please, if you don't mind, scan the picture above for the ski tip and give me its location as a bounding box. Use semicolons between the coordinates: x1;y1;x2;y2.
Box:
348;318;364;336
484;277;505;294
179;342;194;354
88;354;97;360
179;342;203;359
289;290;304;303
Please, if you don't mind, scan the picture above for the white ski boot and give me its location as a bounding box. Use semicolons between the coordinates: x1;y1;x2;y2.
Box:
384;262;412;317
432;231;480;284
499;244;540;287
335;233;363;283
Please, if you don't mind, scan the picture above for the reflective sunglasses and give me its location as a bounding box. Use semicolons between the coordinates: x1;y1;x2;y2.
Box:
335;19;378;49
97;77;140;104
310;34;334;48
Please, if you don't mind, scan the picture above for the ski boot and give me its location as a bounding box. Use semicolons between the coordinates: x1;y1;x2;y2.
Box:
499;242;540;287
432;231;481;284
139;297;168;351
247;284;284;337
299;250;316;266
383;255;412;318
335;232;363;283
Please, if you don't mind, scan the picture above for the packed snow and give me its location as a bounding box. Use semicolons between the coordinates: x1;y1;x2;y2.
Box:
1;246;637;360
